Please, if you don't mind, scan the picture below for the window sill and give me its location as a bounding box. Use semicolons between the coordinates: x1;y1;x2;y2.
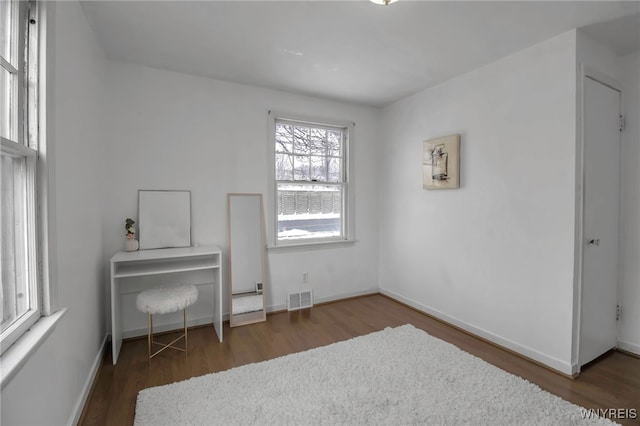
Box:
0;308;67;389
267;239;357;253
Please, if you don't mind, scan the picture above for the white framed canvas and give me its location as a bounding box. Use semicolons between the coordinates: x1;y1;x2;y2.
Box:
423;134;460;190
138;190;191;249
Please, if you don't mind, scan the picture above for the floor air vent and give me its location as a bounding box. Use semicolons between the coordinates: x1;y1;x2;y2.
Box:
287;289;313;311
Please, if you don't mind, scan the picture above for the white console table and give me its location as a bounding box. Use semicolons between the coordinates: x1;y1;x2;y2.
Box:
110;245;223;364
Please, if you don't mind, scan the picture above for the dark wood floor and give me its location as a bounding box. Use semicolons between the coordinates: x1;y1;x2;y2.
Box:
80;294;640;425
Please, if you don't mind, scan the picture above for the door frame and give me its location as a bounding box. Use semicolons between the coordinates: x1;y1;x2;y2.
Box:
572;64;623;374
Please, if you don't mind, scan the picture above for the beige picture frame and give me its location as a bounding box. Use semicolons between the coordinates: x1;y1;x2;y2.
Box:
423;134;460;190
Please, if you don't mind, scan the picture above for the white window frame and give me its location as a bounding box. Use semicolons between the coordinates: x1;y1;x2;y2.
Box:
267;111;355;250
1;0;50;358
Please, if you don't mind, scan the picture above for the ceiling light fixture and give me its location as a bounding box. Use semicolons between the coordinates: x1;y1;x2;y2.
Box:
370;0;398;5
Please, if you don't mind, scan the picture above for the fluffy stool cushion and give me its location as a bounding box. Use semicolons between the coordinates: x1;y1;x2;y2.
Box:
136;285;198;315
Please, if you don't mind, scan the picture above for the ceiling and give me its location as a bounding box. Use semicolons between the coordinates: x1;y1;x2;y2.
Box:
81;1;640;108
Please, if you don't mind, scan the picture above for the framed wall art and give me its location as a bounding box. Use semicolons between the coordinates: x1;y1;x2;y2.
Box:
423;134;460;190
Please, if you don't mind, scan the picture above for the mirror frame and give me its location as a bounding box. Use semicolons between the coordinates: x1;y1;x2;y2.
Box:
227;193;267;327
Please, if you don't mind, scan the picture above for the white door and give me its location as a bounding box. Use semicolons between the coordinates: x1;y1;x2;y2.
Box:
579;76;621;367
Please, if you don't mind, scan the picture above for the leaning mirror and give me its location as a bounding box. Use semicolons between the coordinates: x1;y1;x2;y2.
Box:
227;193;267;327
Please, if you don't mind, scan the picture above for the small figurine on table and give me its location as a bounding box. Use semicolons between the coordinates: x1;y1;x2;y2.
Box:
125;218;139;252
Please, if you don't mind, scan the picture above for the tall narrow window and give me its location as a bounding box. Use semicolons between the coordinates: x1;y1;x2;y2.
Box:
272;116;352;245
1;0;42;355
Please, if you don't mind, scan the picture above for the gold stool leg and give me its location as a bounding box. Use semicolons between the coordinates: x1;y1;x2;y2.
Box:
145;307;191;361
147;312;152;361
184;308;188;355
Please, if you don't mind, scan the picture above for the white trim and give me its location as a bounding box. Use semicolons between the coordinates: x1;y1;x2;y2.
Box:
267;110;356;249
0;56;19;74
267;113;277;245
267;239;356;253
0;0;40;354
68;334;107;426
380;288;575;375
40;0;57;315
312;288;377;305
265;288;378;313
0;309;40;357
583;66;622;94
269;111;355;131
0;137;38;157
573;63;623;372
0;308;67;389
617;339;640;357
571;62;586;374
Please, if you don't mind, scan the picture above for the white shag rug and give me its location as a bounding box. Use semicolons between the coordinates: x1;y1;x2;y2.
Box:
135;325;614;426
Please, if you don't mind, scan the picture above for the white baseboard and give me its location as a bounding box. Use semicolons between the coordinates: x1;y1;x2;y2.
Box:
315;288;379;304
267;303;287;312
380;288;574;376
68;334;108;426
266;288;379;313
618;339;640;356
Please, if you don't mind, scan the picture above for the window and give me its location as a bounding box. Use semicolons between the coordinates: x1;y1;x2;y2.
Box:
1;0;42;355
270;113;354;246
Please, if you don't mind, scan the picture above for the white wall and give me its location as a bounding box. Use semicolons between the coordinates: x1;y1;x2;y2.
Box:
101;60;381;334
619;50;640;355
2;6;636;423
378;31;579;374
1;2;107;425
574;31;640;358
4;7;380;420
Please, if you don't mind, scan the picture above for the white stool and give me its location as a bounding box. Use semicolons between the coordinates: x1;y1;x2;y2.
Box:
136;284;198;360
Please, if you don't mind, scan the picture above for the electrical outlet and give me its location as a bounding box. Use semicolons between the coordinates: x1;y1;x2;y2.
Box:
302;272;309;283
